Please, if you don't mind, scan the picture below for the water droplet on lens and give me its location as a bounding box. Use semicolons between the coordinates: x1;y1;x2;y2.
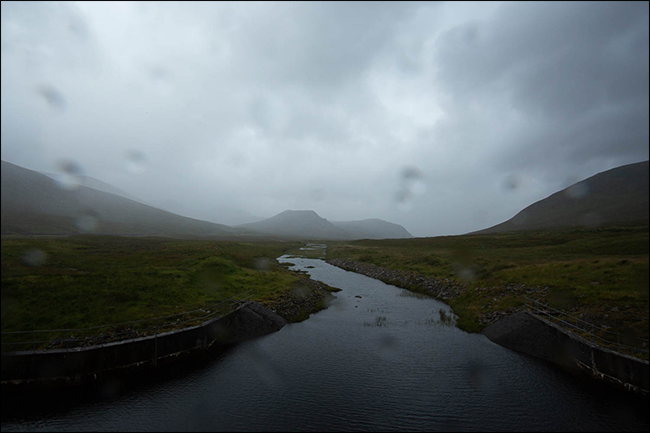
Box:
395;165;426;211
311;188;325;201
75;214;98;232
23;249;47;266
402;166;423;181
502;174;521;192
395;189;413;212
457;266;476;281
564;181;589;199
582;212;604;228
52;159;84;190
292;284;310;299
377;332;398;355
467;359;488;389
37;84;66;112
125;150;147;174
254;257;270;272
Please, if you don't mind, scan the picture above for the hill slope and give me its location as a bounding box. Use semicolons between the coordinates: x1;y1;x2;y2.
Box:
473;160;649;234
1;160;237;237
331;219;412;239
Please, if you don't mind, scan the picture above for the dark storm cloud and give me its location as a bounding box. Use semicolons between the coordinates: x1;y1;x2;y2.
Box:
433;1;649;178
1;1;647;236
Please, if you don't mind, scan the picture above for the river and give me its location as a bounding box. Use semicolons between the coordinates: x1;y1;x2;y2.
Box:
1;249;648;431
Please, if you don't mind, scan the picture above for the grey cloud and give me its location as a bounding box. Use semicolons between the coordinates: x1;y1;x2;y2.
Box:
1;1;647;237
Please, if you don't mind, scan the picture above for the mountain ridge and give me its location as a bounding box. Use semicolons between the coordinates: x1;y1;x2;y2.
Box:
240;210;413;240
472;160;649;234
1;160;238;237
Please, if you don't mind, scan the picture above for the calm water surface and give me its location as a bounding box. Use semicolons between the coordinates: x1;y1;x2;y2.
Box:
2;251;648;431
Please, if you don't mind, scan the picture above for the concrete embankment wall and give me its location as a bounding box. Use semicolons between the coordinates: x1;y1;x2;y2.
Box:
1;301;287;385
483;311;649;395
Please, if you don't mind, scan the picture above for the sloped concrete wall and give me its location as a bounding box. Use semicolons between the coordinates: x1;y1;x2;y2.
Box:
483;311;648;395
1;301;288;384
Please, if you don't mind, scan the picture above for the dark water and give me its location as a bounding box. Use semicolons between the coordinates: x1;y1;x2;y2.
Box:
2;253;648;431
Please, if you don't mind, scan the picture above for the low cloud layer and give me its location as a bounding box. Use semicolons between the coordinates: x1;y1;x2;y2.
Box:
2;1;648;236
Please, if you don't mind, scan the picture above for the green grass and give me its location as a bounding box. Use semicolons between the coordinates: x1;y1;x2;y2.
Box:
327;226;649;355
1;235;306;340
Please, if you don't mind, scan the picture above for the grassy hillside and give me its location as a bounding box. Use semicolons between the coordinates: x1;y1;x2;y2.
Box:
475;161;649;234
1;160;239;237
0;236;322;344
327;226;649;355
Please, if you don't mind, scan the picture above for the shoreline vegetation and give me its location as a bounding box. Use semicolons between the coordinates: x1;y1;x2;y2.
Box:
2;226;648;360
1;236;338;351
326;226;649;359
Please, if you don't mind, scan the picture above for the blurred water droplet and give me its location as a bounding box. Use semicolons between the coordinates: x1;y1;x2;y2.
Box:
68;18;89;40
512;210;529;227
37;84;66;112
75;214;98;233
125;150;147;174
564;181;589;199
242;344;284;390
582;212;604;228
395;189;413;212
457;266;476;281
502;174;521;192
99;378;123;401
23;249;47;266
292;284;310;299
377;332;399;356
311;188;325;201
395;165;426;212
254;257;270;272
467;359;490;389
52;159;84;190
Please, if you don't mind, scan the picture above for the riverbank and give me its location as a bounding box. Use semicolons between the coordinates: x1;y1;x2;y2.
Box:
1;260;340;388
326;257;649;396
326;257;546;331
1;301;289;388
262;277;341;323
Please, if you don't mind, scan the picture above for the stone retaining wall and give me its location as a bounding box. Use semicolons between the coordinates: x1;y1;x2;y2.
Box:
1;301;287;386
483;311;649;395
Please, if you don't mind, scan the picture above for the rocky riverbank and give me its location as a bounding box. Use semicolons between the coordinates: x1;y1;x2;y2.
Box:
261;277;341;323
326;258;548;328
327;258;465;300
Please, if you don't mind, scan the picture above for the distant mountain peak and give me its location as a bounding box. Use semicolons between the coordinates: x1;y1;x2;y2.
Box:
239;209;412;240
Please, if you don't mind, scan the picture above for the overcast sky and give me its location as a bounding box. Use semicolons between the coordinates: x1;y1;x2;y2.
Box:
2;1;648;237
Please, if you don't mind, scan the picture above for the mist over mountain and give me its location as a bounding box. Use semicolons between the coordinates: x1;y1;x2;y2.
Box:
331;219;412;240
239;210;412;240
472;161;649;234
1;160;238;237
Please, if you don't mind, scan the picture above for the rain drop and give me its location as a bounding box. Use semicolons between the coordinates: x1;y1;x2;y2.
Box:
377;332;399;356
311;188;326;201
23;249;47;266
37;84;66;112
125;150;147;174
565;181;589;199
394;165;426;212
254;257;271;272
501;174;521;192
52;159;84;190
75;214;98;233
